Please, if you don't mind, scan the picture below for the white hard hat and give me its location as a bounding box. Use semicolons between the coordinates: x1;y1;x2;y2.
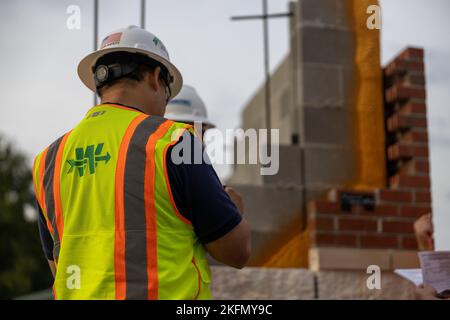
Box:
77;25;182;100
165;85;215;128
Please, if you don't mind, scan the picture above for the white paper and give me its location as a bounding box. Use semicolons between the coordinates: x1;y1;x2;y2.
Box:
394;269;423;286
419;251;450;294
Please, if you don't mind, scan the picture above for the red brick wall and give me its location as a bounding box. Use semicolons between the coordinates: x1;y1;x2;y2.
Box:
308;47;432;251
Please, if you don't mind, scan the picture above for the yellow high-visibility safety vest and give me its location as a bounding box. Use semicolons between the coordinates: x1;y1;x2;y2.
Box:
32;104;212;300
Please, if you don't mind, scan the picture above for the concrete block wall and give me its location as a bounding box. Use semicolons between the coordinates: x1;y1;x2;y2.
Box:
306;47;430;270
228;144;302;186
294;0;358;192
230;56;295;186
230;0;359;190
239;56;294;143
210;266;416;300
211;267;315;300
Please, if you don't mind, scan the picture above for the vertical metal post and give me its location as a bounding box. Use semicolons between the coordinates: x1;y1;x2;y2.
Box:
230;2;292;145
140;0;146;29
262;0;271;147
93;0;99;106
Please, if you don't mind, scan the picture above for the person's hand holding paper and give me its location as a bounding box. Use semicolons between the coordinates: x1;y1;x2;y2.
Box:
419;251;450;299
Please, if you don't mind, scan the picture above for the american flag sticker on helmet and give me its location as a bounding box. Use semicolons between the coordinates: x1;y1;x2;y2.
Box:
100;32;123;49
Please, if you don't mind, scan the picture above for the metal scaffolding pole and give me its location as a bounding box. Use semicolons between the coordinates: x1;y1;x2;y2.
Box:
93;0;99;106
140;0;146;29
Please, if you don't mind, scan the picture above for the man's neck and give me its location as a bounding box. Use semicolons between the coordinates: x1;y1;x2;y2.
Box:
100;98;145;113
100;88;150;114
101;101;145;113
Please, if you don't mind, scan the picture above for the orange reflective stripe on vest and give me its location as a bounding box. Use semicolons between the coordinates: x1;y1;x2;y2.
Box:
43;132;70;261
34;147;54;236
162;124;193;226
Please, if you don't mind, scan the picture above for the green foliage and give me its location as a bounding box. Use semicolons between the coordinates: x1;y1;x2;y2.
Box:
0;136;52;299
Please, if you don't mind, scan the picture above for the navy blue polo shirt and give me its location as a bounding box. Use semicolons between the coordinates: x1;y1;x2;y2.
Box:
37;116;242;261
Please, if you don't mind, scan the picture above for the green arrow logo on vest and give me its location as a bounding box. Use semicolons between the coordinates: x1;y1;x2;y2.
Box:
67;143;110;177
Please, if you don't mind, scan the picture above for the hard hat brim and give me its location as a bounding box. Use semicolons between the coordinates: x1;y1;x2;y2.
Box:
165;113;216;129
77;47;183;100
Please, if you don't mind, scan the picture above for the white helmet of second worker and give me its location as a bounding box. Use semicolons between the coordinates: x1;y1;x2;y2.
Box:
165;85;215;129
77;25;182;100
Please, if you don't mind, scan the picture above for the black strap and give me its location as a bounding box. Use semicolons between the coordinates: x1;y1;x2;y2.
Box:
94;62;138;88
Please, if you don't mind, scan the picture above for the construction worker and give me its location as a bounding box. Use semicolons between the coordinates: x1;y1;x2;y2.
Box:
32;25;250;300
165;84;215;136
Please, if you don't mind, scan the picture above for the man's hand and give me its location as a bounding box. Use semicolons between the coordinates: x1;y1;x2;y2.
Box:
224;187;244;215
205;186;250;269
414;213;434;251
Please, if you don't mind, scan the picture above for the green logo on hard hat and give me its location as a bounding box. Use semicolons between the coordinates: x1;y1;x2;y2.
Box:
67;143;111;177
152;36;168;56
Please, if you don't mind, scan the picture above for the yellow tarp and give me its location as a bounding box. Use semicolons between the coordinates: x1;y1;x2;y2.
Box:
261;228;309;268
349;0;386;190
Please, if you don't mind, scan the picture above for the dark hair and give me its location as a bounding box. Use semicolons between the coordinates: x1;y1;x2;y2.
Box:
95;52;170;97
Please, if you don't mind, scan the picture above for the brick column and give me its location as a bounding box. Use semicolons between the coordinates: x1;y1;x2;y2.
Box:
307;47;431;271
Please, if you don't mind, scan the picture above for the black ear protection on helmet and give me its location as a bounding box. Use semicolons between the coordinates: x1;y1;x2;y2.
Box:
93;61;138;88
93;52;173;102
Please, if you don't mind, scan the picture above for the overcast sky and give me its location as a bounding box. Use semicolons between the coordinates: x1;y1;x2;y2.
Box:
0;0;449;249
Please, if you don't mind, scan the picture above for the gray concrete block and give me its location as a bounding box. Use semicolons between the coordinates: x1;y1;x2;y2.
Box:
229;184;304;233
262;145;302;186
210;266;315;299
301;26;354;65
304;145;357;186
299;0;338;27
301;64;356;108
297;0;352;29
227;162;263;186
316;271;416;300
302;64;341;107
304;107;356;145
209;267;415;300
335;0;352;29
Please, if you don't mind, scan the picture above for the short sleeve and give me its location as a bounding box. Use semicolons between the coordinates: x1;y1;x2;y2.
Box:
165;132;242;244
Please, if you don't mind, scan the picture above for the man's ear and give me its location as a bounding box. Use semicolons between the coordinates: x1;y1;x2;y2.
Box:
146;66;161;92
